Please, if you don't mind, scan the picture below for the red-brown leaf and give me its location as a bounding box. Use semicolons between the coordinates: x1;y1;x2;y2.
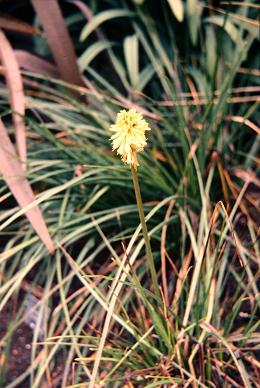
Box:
0;118;54;254
0;14;40;35
31;0;83;87
0;29;26;164
15;50;59;78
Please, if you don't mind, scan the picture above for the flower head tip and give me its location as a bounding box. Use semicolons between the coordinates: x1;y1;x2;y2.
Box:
110;109;151;169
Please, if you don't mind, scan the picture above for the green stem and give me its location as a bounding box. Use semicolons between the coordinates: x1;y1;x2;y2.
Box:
131;165;161;299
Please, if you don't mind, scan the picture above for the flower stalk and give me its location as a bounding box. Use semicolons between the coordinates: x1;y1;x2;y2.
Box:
110;108;160;298
131;164;160;299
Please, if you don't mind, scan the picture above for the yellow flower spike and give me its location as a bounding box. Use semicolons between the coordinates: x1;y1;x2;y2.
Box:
110;108;151;169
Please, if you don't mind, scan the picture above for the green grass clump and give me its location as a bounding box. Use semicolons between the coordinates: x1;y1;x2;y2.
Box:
0;1;259;387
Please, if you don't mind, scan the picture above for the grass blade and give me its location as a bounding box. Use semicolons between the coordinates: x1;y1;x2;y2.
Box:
80;9;135;42
124;34;139;88
167;0;184;22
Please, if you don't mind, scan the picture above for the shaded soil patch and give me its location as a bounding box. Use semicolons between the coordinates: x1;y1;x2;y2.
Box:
0;304;32;387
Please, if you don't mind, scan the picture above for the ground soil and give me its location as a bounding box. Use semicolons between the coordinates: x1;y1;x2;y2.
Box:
0;304;32;387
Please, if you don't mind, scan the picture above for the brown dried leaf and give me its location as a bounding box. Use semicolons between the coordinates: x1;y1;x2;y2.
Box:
226;115;260;135
151;150;167;162
233;168;260;187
